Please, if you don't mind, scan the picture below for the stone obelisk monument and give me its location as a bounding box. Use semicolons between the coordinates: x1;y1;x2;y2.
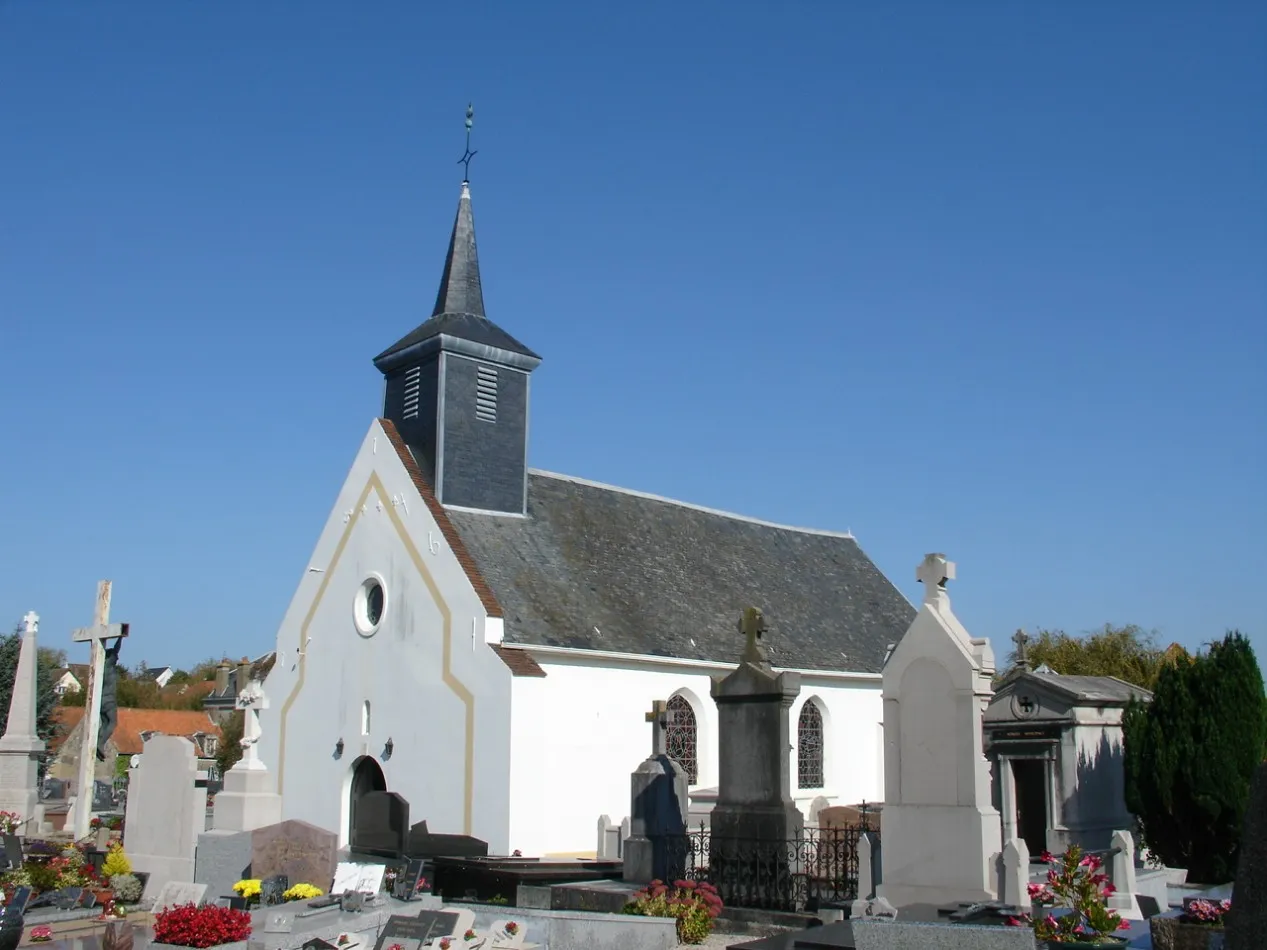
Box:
0;612;46;832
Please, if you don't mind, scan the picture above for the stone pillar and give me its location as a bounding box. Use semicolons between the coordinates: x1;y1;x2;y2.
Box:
998;757;1017;844
707;608;803;908
0;612;45;832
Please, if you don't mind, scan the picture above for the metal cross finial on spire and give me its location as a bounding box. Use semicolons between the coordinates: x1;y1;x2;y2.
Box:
457;102;477;182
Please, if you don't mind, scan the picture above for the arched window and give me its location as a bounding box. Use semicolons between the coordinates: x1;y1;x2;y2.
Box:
666;695;698;784
362;700;372;736
797;700;824;789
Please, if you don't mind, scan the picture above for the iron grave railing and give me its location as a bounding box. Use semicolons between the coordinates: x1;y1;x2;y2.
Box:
651;817;875;913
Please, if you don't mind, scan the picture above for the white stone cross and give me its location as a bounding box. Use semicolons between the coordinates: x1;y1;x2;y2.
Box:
234;679;268;771
21;612;38;636
916;553;955;605
70;580;129;839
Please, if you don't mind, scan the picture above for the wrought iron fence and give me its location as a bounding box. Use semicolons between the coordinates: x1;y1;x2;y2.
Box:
650;816;875;913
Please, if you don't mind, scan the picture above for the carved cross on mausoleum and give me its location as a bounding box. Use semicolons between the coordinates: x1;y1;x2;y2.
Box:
738;606;768;665
916;553;956;605
645;699;670;757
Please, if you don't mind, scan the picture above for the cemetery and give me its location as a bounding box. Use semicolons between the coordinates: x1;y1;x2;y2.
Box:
0;555;1259;950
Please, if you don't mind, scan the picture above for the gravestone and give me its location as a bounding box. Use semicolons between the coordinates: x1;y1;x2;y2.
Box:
1227;761;1267;950
707;607;804;907
391;858;425;900
405;820;487;859
1;836;21;871
350;790;410;858
878;554;1002;907
195;829;253;906
124;736;203;896
0;612;45;832
150;881;208;911
93;780;117;812
214;679;282;832
1000;835;1030;909
1107;829;1142;919
252;819;338;893
260;874;289;906
622;699;689;883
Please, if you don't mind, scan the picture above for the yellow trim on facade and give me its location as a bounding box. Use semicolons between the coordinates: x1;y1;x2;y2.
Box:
276;468;477;834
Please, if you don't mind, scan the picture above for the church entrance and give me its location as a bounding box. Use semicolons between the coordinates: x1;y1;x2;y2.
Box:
1012;759;1049;857
348;756;387;846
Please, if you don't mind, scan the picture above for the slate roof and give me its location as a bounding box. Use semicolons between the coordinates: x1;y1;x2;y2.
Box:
443;471;916;673
998;670;1152;705
374;182;540;366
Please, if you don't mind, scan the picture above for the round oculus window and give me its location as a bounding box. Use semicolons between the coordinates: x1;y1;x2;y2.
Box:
354;576;387;637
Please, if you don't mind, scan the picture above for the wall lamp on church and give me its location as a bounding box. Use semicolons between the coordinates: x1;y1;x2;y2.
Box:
334;738;344;759
383;738;394;761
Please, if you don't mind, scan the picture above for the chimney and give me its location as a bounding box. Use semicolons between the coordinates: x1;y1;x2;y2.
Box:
215;660;231;694
237;657;253;694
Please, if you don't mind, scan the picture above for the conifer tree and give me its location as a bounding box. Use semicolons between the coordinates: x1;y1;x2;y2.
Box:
1124;631;1267;883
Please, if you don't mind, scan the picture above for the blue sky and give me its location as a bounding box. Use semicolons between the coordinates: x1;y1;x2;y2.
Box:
1;2;1263;671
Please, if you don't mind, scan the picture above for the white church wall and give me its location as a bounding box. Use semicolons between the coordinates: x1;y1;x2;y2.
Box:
257;420;512;853
507;647;883;857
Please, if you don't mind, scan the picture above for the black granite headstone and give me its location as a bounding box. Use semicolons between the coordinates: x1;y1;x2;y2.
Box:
350;791;410;858
59;888;85;910
5;889;30;917
0;837;20;872
260;874;289;906
370;913;460;950
93;781;116;811
302;940;337;950
405;820;488;860
390;859;425;901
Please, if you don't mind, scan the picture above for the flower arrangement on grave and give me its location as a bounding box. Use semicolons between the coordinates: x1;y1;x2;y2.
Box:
504;922;519;936
438;940;451;950
415;876;429;894
0;812;22;835
152;904;252;949
388;944;404;950
232;879;262;905
110;874;144;905
1007;846;1130;945
463;930;477;942
622;879;724;945
29;926;53;943
102;843;132;878
1148;898;1232;950
282;883;323;902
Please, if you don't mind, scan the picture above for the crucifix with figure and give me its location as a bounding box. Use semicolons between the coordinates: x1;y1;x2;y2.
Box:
70;580;129;841
645;700;670;758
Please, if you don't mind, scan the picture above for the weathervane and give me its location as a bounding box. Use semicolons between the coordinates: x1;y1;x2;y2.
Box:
457;103;477;182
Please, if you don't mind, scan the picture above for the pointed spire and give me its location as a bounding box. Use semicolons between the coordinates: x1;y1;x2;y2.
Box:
431;181;486;318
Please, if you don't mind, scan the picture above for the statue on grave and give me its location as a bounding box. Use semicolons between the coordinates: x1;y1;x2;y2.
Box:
97;638;124;761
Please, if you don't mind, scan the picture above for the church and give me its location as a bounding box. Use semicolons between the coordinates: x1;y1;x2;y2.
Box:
255;174;915;858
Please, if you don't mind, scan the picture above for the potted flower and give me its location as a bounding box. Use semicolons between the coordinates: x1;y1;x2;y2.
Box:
1007;846;1131;947
152;904;252;949
622;879;724;944
232;879;262;908
281;883;323;902
28;926;53;943
0;813;22;836
1149;898;1231;950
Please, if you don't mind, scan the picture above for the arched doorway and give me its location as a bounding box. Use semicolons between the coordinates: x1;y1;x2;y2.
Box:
348;756;386;844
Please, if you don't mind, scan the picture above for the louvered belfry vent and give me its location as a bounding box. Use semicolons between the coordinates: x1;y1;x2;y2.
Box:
476;365;498;423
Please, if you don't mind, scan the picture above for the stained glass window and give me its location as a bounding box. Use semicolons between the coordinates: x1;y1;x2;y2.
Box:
798;700;824;789
666;694;698;784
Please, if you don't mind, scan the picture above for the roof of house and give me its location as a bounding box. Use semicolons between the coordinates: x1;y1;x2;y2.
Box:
205;652;279;703
52;708;222;756
439;469;916;673
56;665;90;683
138;666;174;681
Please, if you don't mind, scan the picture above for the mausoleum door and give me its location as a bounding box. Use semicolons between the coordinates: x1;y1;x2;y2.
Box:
348;756;387;844
1013;759;1049;858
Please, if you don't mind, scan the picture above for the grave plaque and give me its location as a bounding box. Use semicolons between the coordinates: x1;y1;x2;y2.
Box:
391;859;425;901
5;888;30;917
302;941;337;950
263;912;294;934
339;891;364;913
331;862;386;896
0;838;20;872
370;913;460;950
261;874;289;906
93;780;117;811
55;888;84;910
150;881;208;911
79;891;97;909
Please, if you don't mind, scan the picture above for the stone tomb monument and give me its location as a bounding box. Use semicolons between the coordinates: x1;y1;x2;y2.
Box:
0;612;45;832
124;735;206;897
878;554;1002;907
622;699;688;884
214;678;283;832
708;608;803;905
251;819;339;893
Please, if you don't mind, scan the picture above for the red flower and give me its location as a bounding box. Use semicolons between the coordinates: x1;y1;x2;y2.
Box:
153;904;252;949
1118;920;1132;930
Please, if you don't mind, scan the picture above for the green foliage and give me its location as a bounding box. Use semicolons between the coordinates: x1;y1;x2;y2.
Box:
110;873;143;903
1013;845;1125;942
1124;631;1267;884
1006;624;1175;690
0;625;61;776
216;711;244;774
622;879;723;945
102;843;132;877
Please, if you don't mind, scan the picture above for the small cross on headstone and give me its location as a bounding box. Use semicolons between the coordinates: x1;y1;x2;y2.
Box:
738;606;768;665
916;553;956;605
1012;629;1031;669
645;700;669;758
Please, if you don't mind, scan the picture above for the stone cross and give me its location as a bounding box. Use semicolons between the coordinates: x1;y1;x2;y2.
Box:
21;612;38;636
916;553;955;605
1012;629;1030;669
645;700;669;758
234;679;269;771
70;580;129;840
738;606;769;665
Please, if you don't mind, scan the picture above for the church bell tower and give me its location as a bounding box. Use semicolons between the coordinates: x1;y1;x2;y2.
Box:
374;173;541;515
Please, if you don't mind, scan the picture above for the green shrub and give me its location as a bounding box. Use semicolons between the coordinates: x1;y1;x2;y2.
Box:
622;879;723;944
110;873;143;903
1124;631;1267;883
